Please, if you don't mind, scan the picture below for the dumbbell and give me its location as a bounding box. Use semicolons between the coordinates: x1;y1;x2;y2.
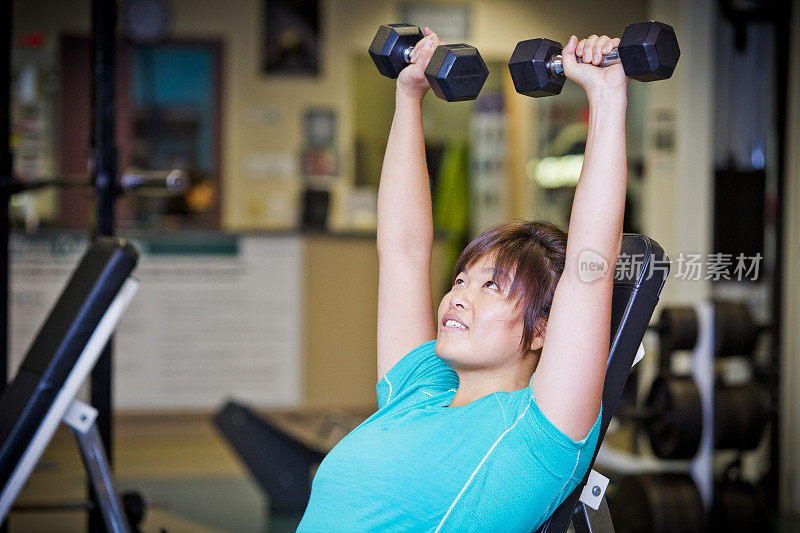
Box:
368;24;489;102
508;20;680;97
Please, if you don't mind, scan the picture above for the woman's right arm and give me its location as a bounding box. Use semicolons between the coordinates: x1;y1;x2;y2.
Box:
376;29;442;378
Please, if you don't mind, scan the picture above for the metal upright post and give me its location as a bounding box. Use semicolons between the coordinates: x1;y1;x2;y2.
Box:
689;302;715;509
90;0;119;531
0;5;10;532
767;0;791;507
0;0;12;397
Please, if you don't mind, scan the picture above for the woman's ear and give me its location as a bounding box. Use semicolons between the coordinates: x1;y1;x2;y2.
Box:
529;321;547;352
530;335;544;352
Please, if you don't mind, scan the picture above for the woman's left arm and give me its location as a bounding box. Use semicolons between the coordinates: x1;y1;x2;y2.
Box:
531;34;628;441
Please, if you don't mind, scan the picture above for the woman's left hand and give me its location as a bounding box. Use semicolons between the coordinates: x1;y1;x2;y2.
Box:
562;34;629;99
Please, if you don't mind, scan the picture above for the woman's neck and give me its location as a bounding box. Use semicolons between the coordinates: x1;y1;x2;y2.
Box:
448;363;534;407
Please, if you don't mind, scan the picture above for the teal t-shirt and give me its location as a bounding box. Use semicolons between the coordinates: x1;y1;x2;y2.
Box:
298;340;601;532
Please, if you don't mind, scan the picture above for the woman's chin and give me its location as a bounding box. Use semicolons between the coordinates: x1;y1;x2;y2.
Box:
434;339;470;366
434;338;455;359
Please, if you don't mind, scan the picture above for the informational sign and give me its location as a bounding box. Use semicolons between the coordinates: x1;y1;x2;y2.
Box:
10;232;303;410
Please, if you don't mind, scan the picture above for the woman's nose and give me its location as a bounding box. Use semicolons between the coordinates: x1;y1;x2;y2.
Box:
450;288;471;309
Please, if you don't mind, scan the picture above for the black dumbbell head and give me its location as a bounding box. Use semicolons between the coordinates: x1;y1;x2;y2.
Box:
369;24;424;79
424;44;489;102
618;21;680;82
508;38;565;97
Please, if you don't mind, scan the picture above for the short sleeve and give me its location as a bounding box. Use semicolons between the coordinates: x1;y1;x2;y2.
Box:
376;340;458;409
515;392;603;477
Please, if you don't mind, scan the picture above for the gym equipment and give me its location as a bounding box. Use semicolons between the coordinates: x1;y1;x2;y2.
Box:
538;234;670;533
622;300;773;531
713;301;761;358
638;300;770;459
14;168;189;196
368;23;489;102
1;0;11;395
654;302;764;359
0;238;140;531
714;382;769;451
508;20;680;97
712;461;768;533
1;3;163;527
217;234;670;533
712;479;767;532
369;24;424;78
642;378;770;459
644;376;703;460
657;306;699;354
215;402;326;514
120;491;147;530
643;377;769;458
607;463;769;532
609;473;707;533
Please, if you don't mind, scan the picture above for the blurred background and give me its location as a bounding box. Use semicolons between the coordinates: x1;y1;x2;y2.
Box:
3;0;799;531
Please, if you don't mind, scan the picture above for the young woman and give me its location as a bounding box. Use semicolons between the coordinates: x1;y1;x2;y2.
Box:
298;28;628;532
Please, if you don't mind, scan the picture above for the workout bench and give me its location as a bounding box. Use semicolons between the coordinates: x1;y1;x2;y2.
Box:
0;237;139;532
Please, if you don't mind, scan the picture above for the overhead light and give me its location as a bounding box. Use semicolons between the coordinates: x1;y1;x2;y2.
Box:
526;154;584;188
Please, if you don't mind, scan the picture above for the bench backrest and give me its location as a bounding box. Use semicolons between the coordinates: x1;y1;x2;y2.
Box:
0;237;138;492
536;234;669;533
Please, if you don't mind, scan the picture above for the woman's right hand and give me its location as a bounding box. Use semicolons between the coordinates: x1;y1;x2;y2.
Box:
396;28;443;100
562;34;628;100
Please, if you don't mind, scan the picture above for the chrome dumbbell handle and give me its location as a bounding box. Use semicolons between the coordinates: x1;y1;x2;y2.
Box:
547;48;620;76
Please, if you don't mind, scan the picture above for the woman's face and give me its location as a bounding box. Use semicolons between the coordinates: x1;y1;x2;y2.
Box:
435;254;528;369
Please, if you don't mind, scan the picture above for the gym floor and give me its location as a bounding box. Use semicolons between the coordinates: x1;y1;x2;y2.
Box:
7;412;298;533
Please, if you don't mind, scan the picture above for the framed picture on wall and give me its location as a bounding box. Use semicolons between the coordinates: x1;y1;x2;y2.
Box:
263;0;320;75
304;108;337;147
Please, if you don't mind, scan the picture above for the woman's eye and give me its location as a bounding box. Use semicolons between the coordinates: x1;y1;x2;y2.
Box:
454;278;464;286
484;280;499;290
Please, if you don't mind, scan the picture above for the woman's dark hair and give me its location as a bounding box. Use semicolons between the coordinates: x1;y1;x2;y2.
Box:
453;220;567;358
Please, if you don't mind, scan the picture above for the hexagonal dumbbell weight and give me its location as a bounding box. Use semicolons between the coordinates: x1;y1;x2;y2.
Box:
507;38;565;97
369;24;424;79
508;20;680;97
369;24;489;102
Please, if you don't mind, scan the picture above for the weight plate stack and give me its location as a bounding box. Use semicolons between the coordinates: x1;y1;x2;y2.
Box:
610;473;707;533
658;307;699;353
645;376;703;459
712;478;768;532
714;382;769;450
714;301;759;358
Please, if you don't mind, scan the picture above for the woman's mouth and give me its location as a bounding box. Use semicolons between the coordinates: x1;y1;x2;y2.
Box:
442;317;468;330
